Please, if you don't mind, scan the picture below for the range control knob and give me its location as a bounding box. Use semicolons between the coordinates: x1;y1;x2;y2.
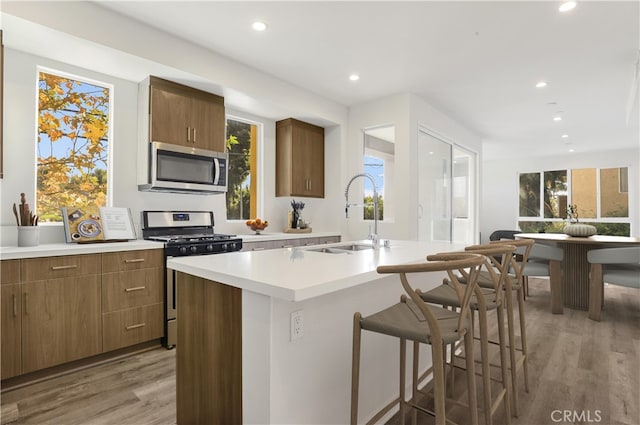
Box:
220;243;227;251
190;246;198;254
206;244;214;252
228;242;237;251
179;246;188;255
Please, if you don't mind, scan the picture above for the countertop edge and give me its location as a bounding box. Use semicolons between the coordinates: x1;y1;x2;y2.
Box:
0;240;165;260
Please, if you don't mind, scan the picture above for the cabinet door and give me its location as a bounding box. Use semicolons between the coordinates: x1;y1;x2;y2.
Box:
191;97;226;152
290;125;312;196
307;128;325;197
150;86;190;147
22;275;101;373
1;284;21;379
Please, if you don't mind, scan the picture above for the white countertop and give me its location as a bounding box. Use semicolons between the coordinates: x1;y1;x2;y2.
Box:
239;231;340;243
0;240;164;260
167;239;466;301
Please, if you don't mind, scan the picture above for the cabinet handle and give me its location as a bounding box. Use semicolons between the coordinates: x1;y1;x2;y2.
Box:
192;128;197;143
124;258;145;263
51;264;78;270
252;247;266;251
282;244;294;248
125;323;146;331
24;293;28;315
13;294;17;317
125;286;146;292
187;126;191;142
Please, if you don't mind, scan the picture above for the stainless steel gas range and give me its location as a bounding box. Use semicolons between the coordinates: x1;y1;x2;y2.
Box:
141;211;242;348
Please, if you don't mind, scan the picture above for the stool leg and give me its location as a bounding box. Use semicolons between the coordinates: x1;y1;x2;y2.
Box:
351;313;362;425
431;339;447;425
517;287;530;393
400;338;406;425
463;329;479;425
478;307;492;425
505;286;519;417
412;342;419;425
497;304;512;424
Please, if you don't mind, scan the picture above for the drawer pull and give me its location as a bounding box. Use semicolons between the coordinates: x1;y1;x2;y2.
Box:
51;264;78;270
24;293;29;315
282;244;294;248
125;286;146;292
252;247;266;251
125;323;146;331
124;258;145;263
13;294;17;317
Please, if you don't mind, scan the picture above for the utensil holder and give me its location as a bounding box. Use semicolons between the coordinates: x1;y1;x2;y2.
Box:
18;226;40;247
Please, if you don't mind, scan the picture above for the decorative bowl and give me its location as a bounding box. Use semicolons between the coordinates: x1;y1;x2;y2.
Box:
246;218;268;234
563;223;597;237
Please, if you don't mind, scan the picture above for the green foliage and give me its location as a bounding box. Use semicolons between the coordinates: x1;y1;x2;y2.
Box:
363;195;384;221
518;221;630;236
226;120;252;220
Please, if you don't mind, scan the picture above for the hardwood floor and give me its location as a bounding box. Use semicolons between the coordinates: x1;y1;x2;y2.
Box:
1;278;638;425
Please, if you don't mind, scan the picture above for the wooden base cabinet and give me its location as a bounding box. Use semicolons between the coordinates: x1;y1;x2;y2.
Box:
101;250;164;352
1;260;21;379
1;249;164;380
21;255;102;374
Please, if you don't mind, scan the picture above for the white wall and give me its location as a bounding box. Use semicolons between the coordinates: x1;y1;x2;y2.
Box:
481;148;640;242
0;5;348;245
346;93;483;242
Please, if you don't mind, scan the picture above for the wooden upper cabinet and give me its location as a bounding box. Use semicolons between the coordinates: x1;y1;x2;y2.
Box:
149;76;225;152
276;118;325;198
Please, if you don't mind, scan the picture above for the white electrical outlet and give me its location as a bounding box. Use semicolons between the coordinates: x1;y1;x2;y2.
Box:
290;310;304;341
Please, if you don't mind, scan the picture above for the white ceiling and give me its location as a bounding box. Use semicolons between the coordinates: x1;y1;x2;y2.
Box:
8;1;640;158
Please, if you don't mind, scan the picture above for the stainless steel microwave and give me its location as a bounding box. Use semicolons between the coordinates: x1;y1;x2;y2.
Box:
138;141;228;194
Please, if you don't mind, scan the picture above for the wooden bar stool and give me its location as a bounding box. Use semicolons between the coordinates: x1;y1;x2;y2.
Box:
488;238;533;416
351;252;485;425
419;244;515;425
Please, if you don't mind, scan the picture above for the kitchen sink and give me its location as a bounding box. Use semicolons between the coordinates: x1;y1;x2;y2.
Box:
306;243;375;254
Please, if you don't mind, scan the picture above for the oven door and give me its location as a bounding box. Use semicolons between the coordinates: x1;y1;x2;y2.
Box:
166;266;177;348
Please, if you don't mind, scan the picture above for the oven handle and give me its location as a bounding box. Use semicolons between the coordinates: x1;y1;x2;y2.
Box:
166;262;177;319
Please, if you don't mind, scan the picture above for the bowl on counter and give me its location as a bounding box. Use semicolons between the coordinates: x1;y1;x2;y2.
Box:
246;218;268;234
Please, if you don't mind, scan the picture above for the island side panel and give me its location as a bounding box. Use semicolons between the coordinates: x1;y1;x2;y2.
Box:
176;272;242;425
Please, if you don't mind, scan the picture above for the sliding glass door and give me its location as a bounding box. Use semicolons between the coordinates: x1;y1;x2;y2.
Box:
417;129;476;244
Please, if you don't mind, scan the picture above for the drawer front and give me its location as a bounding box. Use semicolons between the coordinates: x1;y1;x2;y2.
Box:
1;260;21;285
21;254;101;282
102;268;163;313
102;249;163;273
103;303;163;352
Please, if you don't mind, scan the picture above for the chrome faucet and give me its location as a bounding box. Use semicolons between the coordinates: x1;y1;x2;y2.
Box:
345;173;379;246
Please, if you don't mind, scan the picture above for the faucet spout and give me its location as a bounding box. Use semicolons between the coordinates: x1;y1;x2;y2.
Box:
344;173;379;246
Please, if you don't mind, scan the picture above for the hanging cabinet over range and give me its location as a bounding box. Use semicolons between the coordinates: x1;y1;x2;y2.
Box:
147;76;226;152
276;118;325;198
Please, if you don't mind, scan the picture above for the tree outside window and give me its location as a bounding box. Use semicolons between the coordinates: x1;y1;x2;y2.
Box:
226;118;257;220
37;71;110;222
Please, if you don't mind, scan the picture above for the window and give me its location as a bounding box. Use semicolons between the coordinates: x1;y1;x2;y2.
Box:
37;71;111;222
363;127;395;221
518;167;630;236
226;117;259;220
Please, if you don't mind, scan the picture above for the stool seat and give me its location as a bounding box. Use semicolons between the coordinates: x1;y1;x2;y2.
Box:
361;299;466;345
422;283;500;311
476;270;521;290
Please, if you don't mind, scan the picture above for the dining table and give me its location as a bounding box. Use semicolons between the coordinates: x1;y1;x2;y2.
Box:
515;233;640;316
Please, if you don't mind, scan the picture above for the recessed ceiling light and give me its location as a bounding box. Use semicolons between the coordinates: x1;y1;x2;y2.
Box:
568;148;575;153
252;21;268;31
349;74;360;81
559;1;577;12
561;134;569;138
536;81;548;88
553;116;562;122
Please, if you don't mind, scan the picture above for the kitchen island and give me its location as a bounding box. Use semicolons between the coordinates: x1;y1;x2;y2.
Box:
167;239;466;424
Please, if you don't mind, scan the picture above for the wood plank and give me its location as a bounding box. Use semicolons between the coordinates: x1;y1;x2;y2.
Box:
176;272;242;425
1;259;20;285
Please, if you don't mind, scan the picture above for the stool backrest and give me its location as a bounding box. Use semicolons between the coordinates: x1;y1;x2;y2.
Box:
465;243;517;305
490;238;534;286
377;253;485;339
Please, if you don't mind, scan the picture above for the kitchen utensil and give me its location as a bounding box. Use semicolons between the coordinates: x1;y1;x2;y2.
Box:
20;193;31;226
12;203;21;226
